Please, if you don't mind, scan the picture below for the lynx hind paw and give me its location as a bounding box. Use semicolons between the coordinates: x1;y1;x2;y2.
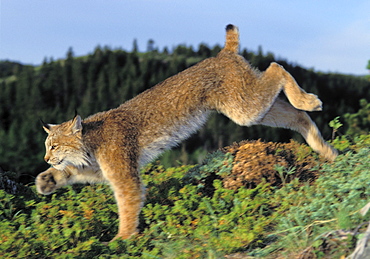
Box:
323;144;339;162
295;93;323;112
36;170;57;195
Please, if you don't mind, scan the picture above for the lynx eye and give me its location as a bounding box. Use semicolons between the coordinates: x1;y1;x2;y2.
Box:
50;144;58;150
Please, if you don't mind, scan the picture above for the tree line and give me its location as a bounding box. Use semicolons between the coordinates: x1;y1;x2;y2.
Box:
0;43;369;182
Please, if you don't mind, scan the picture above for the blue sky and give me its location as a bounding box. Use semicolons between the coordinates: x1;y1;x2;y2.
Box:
1;0;369;75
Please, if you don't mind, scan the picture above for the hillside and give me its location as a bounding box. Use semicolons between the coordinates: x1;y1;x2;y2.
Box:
1;136;370;258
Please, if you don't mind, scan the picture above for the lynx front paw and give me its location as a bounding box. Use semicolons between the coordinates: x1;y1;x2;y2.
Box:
36;169;58;195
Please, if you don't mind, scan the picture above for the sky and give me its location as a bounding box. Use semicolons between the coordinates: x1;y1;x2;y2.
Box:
1;0;369;75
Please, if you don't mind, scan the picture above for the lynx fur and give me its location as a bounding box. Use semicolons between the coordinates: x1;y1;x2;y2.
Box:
36;24;338;241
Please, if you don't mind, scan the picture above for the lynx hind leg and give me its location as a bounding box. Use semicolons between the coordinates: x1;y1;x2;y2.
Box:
266;63;322;112
36;167;69;195
258;98;338;161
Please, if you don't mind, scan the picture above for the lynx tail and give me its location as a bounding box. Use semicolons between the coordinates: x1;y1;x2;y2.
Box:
224;24;239;53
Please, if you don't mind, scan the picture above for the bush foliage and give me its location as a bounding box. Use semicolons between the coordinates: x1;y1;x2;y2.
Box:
1;135;370;258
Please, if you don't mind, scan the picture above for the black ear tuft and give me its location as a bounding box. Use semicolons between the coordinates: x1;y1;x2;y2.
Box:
40;118;53;134
40;118;50;129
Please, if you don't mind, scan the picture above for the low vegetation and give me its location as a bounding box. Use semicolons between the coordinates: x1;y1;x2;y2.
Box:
1;132;370;258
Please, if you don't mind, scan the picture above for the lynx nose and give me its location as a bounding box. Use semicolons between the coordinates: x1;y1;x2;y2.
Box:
44;155;50;163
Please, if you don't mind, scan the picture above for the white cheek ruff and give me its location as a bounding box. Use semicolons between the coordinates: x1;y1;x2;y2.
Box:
52;150;91;170
66;152;91;169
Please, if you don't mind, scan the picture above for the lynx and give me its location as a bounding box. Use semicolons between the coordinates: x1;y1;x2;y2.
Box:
36;24;338;241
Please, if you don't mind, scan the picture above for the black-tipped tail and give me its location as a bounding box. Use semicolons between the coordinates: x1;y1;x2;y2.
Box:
226;24;235;31
223;24;239;53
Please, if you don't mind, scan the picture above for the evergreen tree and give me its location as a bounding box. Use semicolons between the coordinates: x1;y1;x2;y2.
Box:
197;44;211;58
132;39;139;53
147;39;156;52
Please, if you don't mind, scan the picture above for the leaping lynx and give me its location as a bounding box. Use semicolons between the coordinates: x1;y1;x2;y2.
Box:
36;24;338;241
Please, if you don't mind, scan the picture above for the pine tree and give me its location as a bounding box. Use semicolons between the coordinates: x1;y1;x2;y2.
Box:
132;39;139;53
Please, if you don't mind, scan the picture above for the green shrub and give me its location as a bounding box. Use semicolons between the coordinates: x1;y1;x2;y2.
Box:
0;150;277;258
344;99;370;136
1;139;370;258
266;147;370;258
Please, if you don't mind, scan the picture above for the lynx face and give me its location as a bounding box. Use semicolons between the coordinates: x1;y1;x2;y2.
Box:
43;115;90;170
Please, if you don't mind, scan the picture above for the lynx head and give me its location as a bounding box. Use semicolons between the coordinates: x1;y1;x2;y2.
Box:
42;115;90;170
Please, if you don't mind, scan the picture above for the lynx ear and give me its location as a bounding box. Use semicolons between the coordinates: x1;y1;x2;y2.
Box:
40;119;55;134
70;115;83;134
